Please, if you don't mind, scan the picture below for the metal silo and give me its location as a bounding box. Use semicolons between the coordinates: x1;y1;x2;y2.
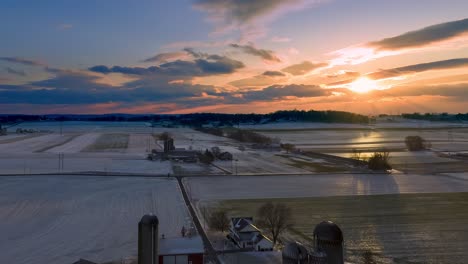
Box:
313;221;344;264
282;241;309;264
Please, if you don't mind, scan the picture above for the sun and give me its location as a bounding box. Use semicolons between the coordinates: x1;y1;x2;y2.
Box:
348;77;378;93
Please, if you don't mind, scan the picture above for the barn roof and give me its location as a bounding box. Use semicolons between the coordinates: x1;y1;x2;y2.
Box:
159;236;204;255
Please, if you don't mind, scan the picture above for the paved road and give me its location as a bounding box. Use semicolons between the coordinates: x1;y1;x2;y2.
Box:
176;177;221;264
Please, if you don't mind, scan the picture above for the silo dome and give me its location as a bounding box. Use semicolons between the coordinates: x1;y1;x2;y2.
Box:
139;214;159;225
282;242;308;260
313;221;343;242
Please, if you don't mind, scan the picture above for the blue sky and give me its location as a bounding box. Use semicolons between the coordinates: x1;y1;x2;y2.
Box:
1;0;468;114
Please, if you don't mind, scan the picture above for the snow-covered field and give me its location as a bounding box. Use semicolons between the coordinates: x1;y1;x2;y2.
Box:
0;176;191;264
241;120;468;130
0;153;173;175
126;134;158;154
184;173;468;201
0;134;70;153
46;133;100;153
1;121;467;175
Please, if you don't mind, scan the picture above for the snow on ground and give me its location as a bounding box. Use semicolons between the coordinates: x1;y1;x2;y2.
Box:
259;129;468;147
0;134;70;153
0;153;173;175
184;174;468;201
46;133;101;153
0;133;35;143
13;121;154;134
126;133;157;154
441;172;468;181
241;120;468;130
331;151;458;164
0;176;190;264
170;128;242;154
215;151;311;174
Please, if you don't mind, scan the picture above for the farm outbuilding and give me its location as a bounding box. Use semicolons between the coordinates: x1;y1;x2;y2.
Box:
158;236;204;264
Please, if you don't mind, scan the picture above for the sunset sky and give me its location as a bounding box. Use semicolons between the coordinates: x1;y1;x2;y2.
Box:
1;0;468;115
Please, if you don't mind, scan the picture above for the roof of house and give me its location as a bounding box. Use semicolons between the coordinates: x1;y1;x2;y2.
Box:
252;233;272;244
231;217;254;231
159;236;204;255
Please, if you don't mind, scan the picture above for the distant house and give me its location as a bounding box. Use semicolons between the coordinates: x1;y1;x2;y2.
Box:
159;236;204;264
228;217;273;251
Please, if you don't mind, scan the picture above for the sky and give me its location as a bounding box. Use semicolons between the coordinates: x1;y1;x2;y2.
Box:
1;0;468;115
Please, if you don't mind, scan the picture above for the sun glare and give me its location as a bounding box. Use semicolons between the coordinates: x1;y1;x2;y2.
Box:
348;77;379;93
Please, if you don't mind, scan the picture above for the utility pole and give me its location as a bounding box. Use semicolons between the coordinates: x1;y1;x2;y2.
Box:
58;153;64;172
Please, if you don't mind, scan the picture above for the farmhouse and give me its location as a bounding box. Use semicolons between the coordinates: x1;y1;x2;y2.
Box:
228;217;273;251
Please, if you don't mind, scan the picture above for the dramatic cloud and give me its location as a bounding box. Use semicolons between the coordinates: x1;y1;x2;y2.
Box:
328;58;468;86
142;51;190;63
230;43;281;62
370;18;468;50
331;18;468;66
373;83;468;100
0;68;218;105
0;57;45;67
90;50;244;77
5;67;26;76
240;84;336;101
262;70;285;76
281;61;328;75
368;58;468;80
194;0;323;39
229;71;287;88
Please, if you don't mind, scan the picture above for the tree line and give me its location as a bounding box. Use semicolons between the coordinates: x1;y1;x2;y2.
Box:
0;109;370;125
402;112;468;122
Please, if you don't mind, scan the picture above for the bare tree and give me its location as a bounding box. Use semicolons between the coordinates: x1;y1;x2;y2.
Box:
281;143;296;153
368;151;391;170
207;209;230;233
257;202;293;246
405;135;430;151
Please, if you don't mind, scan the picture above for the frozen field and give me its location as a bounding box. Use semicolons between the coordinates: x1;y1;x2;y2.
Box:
184;173;468;202
0;176;191;264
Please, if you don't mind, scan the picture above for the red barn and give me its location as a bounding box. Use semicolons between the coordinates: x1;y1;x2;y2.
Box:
158;236;204;264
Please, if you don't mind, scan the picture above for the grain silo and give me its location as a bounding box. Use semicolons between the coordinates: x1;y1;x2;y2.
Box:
313;221;344;264
138;214;159;264
282;241;309;264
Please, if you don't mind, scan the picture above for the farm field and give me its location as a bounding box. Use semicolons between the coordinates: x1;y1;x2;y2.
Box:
1;121;467;175
0;176;192;264
185;174;468;201
216;192;468;264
